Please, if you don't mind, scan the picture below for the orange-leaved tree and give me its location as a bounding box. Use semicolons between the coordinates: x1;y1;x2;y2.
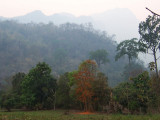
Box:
74;60;97;111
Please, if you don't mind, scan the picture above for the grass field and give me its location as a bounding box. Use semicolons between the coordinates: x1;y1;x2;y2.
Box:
0;110;160;120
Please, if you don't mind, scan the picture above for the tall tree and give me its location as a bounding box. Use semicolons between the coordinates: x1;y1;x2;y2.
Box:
139;15;160;77
21;62;57;109
131;71;151;112
92;72;110;110
115;38;145;64
56;73;70;109
56;71;77;109
74;60;97;111
12;72;25;93
89;49;109;68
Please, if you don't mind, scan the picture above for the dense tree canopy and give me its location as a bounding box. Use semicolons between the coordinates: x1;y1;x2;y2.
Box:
21;62;57;109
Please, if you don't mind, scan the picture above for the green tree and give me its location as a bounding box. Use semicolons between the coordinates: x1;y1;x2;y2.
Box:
92;72;110;111
131;71;151;112
89;49;109;68
115;38;145;64
0;73;26;111
114;71;151;113
11;72;25;108
150;72;160;109
0;92;15;112
21;62;57;109
12;72;25;93
56;72;70;109
56;71;77;110
114;82;135;112
139;15;160;77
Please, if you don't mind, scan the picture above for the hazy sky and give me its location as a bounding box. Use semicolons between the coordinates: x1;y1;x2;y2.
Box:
0;0;159;20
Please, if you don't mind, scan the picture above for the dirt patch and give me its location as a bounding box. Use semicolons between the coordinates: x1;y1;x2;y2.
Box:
75;111;96;115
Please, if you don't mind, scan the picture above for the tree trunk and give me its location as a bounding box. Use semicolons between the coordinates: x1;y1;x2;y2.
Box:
128;57;131;78
54;91;56;110
153;50;159;78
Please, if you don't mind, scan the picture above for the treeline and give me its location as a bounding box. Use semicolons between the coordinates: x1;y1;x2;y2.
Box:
0;61;110;112
0;60;159;114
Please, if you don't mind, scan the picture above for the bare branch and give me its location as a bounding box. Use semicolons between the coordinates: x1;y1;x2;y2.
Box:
146;7;160;16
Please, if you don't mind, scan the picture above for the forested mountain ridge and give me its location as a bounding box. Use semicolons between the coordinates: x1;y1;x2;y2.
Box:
0;21;128;87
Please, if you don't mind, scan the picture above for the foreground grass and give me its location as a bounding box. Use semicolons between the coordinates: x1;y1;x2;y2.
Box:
0;110;160;120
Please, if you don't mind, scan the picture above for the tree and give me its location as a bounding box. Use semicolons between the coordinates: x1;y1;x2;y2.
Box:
92;72;110;110
11;72;25;108
115;38;145;64
0;92;15;112
139;15;160;77
114;82;134;112
12;72;25;93
21;62;57;109
150;72;160;109
56;73;70;108
0;73;26;111
131;71;151;112
114;71;151;113
56;72;76;109
89;49;109;68
74;60;111;111
74;60;97;111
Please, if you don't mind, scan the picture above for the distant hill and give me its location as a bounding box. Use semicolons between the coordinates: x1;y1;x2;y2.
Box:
0;8;139;42
12;10;49;23
12;10;93;25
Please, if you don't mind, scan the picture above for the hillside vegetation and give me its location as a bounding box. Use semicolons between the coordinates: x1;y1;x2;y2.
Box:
0;21;128;87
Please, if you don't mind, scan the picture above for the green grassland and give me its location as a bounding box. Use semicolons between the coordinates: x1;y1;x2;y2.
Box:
0;110;160;120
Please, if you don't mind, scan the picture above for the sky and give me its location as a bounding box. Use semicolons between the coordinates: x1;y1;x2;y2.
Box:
0;0;159;21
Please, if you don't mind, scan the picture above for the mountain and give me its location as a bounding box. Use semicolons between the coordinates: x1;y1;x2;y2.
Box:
11;11;93;25
0;8;139;42
12;10;49;23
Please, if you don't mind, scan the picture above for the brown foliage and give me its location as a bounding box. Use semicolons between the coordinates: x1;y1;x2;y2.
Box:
74;60;97;111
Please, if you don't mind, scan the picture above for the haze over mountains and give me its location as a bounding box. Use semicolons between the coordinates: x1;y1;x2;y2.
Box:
0;8;139;42
0;8;155;67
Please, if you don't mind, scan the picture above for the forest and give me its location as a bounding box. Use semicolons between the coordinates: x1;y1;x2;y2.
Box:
0;13;160;115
